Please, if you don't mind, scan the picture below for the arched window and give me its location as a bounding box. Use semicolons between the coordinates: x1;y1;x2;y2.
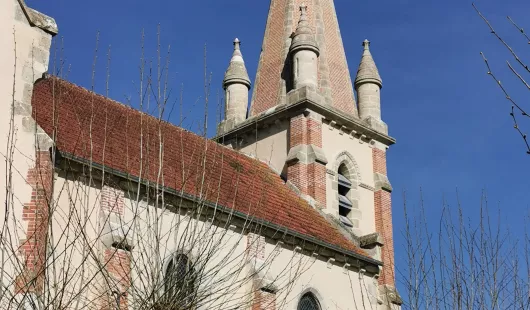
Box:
297;292;321;310
338;164;354;227
164;254;196;307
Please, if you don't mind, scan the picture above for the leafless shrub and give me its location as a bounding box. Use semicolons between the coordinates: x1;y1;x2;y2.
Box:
399;190;530;310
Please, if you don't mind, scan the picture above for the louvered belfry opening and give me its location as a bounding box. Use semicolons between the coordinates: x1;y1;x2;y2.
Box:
338;164;353;227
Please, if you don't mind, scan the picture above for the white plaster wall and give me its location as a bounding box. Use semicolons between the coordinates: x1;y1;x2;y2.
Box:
123;196;377;309
42;174;378;309
124;198;251;309
239;120;289;175
322;123;376;236
49;175;105;308
269;244;379;310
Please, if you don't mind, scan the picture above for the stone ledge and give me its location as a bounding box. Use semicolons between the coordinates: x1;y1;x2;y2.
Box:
287;86;323;106
217;119;235;135
215;88;395;147
378;284;403;306
359;232;384;248
363;115;388;135
374;173;392;192
100;211;134;251
359;183;375;191
286;144;328;165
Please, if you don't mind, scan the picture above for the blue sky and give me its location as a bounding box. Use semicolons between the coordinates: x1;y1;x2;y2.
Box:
30;0;529;292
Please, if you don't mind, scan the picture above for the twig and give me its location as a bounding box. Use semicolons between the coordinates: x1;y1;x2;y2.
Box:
509;106;530;154
473;3;530;73
480;52;530;154
507;61;530;91
507;16;530;44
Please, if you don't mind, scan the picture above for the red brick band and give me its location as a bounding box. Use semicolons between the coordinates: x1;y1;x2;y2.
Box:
374;190;395;285
247;233;276;310
372;148;387;175
100;186;130;310
290;114;322;148
247;233;266;260
16;151;53;295
101;248;131;310
252;290;276;310
372;148;395;286
288;114;326;207
287;163;326;207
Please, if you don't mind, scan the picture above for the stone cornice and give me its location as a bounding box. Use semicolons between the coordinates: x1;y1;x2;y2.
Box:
215;87;396;146
17;0;58;35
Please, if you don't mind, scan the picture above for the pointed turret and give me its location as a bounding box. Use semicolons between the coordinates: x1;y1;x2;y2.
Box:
355;40;387;134
290;4;319;90
355;39;382;88
220;38;251;133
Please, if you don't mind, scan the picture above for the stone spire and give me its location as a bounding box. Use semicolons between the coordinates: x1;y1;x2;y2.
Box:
223;38;251;89
354;39;382;88
219;39;251;133
290;4;319;55
354;40;387;134
249;0;358;117
290;4;320;90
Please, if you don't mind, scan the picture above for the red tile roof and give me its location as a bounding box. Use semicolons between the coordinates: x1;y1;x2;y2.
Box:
32;77;369;259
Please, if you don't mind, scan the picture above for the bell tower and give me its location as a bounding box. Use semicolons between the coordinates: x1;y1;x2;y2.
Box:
216;1;401;308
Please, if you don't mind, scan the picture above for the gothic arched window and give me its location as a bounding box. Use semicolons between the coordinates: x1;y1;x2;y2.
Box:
297;292;321;310
338;164;354;227
164;254;196;307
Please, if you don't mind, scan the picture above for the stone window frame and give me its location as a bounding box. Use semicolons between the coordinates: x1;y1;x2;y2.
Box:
330;151;362;235
293;288;327;310
159;250;198;307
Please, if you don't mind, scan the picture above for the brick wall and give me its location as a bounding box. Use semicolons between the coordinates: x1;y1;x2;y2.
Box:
247;233;266;261
15;150;53;294
287;113;326;207
288;162;327;203
372;149;395;286
252;289;277;310
249;0;288;116
319;0;358;116
247;233;276;310
101;185;125;215
101;248;131;310
372;148;387;175
290;114;322;148
100;186;131;310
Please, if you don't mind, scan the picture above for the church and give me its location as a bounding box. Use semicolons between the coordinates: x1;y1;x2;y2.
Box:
1;0;401;309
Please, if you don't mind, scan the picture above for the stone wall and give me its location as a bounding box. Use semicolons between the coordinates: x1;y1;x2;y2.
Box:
0;0;57;303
